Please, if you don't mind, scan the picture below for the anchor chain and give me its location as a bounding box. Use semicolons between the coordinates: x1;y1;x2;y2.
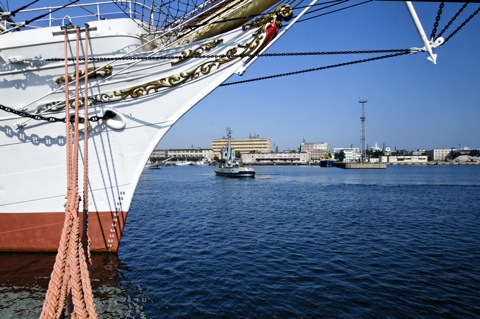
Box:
221;51;411;87
441;5;480;45
41;49;411;62
0;103;115;123
430;2;444;40
430;2;480;46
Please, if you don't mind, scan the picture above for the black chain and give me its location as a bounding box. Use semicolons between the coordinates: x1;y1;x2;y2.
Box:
42;49;411;62
442;5;480;45
0;104;115;123
437;3;468;40
2;50;413;114
430;2;444;40
220;51;411;87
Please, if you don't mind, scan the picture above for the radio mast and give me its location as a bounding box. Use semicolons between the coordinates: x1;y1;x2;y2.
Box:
358;98;368;162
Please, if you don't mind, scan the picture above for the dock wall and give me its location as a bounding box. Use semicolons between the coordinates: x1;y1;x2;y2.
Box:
333;162;387;169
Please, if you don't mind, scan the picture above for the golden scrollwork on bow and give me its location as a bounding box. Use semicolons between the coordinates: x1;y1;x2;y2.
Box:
89;4;292;105
93;47;239;104
55;65;113;84
172;39;224;65
243;4;293;31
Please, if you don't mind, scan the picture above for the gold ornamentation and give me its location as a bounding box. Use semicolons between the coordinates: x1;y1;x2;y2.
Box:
55;65;113;84
172;39;224;65
81;5;292;105
34;98;91;115
243;4;293;31
93;47;240;104
34;4;293;121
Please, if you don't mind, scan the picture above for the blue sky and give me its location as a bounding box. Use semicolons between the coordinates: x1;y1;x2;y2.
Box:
159;1;480;152
5;1;479;151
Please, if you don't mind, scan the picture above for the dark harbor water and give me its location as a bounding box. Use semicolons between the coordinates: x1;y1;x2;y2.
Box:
1;165;480;318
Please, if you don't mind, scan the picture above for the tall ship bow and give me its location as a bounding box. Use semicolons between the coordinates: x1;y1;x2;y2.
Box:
0;0;296;252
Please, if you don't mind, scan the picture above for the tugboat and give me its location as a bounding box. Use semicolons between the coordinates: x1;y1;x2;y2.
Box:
215;128;255;178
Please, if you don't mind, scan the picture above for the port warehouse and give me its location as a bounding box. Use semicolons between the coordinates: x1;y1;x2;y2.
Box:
150;149;441;165
149;134;478;164
151;137;330;164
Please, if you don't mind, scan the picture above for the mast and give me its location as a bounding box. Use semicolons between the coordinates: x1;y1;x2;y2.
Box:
226;127;233;162
359;98;368;163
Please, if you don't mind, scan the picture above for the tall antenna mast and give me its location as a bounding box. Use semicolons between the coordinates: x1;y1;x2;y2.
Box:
358;98;368;162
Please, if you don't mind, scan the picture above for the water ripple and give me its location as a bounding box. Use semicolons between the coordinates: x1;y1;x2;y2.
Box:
1;166;479;318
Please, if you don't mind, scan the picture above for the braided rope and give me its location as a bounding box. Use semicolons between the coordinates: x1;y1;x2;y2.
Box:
82;26;93;270
78;25;97;317
40;26;98;319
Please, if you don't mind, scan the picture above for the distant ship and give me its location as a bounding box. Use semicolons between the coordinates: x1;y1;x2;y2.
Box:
144;162;162;170
175;160;193;166
215;128;255;178
320;159;334;167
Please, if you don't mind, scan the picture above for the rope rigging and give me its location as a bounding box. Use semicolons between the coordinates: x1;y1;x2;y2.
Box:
0;0;80;33
2;0;369;36
297;0;373;23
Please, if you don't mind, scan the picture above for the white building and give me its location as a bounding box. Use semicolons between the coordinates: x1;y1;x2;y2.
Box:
151;148;213;161
380;155;428;164
242;152;310;164
333;148;361;163
300;142;330;160
425;149;454;161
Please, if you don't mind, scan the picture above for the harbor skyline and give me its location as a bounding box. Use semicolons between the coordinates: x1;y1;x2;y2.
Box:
159;2;480;152
155;138;478;155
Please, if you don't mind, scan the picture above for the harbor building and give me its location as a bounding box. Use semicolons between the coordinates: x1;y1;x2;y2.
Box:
300;141;330;160
150;148;213;162
334;148;361;163
379;155;428;164
425;149;454;161
242;152;310;165
212;134;270;158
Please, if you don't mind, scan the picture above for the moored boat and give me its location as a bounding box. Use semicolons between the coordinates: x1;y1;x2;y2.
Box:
320;159;334;167
215;128;255;178
175;160;193;166
144;162;162;170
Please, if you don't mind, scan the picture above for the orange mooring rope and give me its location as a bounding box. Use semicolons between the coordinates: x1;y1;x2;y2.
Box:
82;25;92;270
40;25;98;319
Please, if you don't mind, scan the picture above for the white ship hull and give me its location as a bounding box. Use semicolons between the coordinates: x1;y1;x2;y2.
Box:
0;1;292;252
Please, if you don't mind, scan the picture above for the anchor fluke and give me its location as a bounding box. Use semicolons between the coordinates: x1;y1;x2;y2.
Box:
405;1;443;64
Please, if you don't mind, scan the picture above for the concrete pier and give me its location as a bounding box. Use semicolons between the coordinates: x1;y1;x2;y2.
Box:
333;162;387;169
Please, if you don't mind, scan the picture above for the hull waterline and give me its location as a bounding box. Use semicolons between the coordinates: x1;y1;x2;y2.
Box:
0;211;127;252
